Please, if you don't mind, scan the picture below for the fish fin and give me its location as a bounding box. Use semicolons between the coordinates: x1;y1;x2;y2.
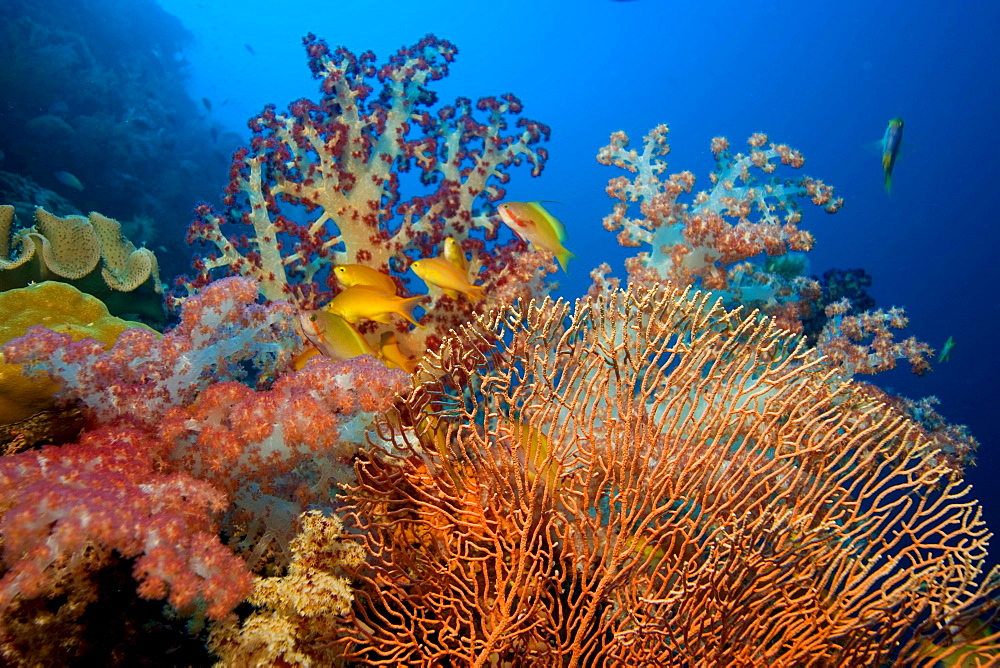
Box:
556;248;576;273
863;139;886;156
464;284;486;303
292;345;321;370
397;294;426;328
883;170;893;194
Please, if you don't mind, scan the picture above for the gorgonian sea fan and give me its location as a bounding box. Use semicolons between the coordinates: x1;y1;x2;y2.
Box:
339;286;999;666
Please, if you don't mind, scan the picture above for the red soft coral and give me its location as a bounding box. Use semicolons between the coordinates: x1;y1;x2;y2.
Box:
0;423;251;620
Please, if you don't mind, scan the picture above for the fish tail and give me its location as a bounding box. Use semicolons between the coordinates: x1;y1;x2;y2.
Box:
465;285;485;303
884;169;893;194
397;295;426;328
556;248;576;273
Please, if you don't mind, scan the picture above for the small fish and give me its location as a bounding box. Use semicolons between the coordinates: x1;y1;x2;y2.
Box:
297;310;376;365
202;97;212;111
53;170;84;190
128;116;153;131
333;264;397;294
378;331;418;373
325;285;423;327
411;256;484;303
443;237;468;272
881;116;904;193
496;201;575;272
244;43;256;56
938;335;955;363
494;417;560;492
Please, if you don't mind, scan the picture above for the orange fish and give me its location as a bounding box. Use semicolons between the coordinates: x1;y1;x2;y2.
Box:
496;201;575;272
442;237;469;272
297;310;376;363
378;331;419;373
333;264;397;294
325;285;423;327
411;256;484;303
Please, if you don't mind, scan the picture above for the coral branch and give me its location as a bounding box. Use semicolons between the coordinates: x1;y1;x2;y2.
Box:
597;125;841;320
185;34;551;311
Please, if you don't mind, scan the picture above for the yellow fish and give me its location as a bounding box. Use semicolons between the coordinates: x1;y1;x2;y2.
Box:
411;256;484;303
494;417;561;494
378;331;419;374
496;201;575;272
297;310;376;364
442;237;468;272
325;285;423;327
333;264;397;294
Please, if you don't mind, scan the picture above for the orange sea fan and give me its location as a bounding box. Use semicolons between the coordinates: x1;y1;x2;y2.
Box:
340;286;1000;667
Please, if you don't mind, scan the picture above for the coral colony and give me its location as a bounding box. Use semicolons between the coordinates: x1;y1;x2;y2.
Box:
0;32;998;666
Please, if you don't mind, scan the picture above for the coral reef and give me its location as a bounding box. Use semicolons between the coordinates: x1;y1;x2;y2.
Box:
184;33;557;359
337;285;999;666
159;353;410;560
0;0;232;279
0;278;410;660
0;281;150;426
0;15;989;665
594;125;933;376
4;277;297;428
0;424;251;623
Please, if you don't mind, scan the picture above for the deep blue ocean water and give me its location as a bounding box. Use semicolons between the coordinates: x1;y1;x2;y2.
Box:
153;0;1000;562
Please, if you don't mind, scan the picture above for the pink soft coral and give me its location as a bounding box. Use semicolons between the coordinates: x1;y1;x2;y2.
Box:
0;423;251;621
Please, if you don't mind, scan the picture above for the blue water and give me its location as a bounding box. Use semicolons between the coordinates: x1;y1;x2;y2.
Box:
4;0;997;561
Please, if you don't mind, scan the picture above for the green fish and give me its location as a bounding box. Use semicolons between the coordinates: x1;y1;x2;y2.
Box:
938;335;955;363
53;170;84;191
881;117;904;194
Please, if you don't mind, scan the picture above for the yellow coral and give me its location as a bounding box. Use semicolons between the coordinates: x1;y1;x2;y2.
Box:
0;281;151;425
208;510;363;667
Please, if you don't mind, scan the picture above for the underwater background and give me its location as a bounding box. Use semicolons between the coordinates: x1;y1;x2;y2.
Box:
2;0;1000;662
159;0;1000;567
